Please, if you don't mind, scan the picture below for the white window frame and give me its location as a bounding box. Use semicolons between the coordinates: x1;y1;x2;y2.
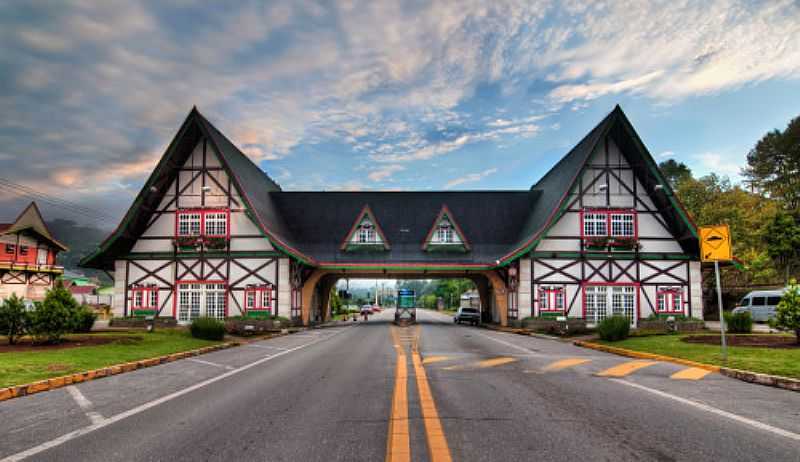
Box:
177;282;227;322
204;212;228;237
538;286;565;312
610;213;635;237
584;285;637;326
177;213;202;236
37;248;48;265
656;287;684;314
583;213;607;237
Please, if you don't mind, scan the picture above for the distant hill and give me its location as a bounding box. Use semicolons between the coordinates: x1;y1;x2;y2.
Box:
46;219;110;284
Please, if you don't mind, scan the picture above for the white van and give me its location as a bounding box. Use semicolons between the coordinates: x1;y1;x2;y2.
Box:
732;289;786;322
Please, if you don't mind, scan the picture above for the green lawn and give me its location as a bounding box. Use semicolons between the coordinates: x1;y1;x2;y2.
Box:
599;334;800;379
0;330;221;388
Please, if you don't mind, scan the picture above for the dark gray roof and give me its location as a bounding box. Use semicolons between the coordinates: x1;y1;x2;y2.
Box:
81;105;698;270
271;191;538;264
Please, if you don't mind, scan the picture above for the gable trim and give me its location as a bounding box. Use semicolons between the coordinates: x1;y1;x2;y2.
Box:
339;204;391;250
421;204;472;251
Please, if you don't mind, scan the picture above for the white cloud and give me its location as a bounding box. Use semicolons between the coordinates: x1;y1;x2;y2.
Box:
658;151;675;158
695;152;743;177
444;168;498;189
368;164;405;181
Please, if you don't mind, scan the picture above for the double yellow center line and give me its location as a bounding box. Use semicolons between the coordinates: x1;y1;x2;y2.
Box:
387;326;452;462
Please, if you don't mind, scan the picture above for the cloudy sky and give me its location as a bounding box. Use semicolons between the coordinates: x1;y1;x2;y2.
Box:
2;0;800;227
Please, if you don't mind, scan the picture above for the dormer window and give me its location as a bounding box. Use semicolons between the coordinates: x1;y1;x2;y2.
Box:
341;205;390;251
175;209;230;238
423;205;470;252
581;208;638;250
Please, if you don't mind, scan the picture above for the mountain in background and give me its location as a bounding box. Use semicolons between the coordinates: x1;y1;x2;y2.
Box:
46;219;110;284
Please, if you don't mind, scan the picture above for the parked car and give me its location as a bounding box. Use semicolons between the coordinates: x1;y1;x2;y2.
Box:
454;307;481;325
732;289;786;322
360;304;373;315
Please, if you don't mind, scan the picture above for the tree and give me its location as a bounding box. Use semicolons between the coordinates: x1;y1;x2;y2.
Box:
658;159;692;188
433;279;475;309
743;116;800;211
0;294;28;345
27;279;80;343
764;212;800;283
771;280;800;344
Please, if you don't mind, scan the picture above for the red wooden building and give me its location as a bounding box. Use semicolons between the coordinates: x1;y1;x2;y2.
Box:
0;202;68;301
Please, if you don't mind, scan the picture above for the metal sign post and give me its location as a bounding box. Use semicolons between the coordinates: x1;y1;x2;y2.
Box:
714;260;727;361
700;225;732;363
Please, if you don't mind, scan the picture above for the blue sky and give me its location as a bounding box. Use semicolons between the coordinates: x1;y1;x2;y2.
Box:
1;1;800;227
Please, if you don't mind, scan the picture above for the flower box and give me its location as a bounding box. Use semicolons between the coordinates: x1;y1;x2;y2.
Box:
608;237;640;250
204;236;228;250
174;236;200;251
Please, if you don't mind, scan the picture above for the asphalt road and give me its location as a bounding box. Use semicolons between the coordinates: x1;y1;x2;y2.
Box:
1;310;799;461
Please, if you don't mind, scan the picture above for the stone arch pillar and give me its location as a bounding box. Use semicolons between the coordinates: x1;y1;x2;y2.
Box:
300;269;327;326
469;275;492;324
483;270;508;327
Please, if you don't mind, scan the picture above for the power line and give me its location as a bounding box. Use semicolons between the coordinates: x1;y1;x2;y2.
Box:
0;180;119;223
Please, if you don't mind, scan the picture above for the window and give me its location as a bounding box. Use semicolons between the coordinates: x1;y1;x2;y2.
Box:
37;248;48;265
4;244;14;254
751;296;766;306
656;287;683;314
767;296;782;305
356;221;377;243
610;213;635;237
130;285;158;312
176;209;229;238
177;282;227;322
436;222;453;243
177;212;201;236
581;209;637;238
19;246;28;256
204;212;228;237
584;284;637;325
583;213;607;236
538;286;565;312
244;284;273;311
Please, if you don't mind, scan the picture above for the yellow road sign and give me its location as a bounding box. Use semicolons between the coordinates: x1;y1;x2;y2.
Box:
699;225;732;262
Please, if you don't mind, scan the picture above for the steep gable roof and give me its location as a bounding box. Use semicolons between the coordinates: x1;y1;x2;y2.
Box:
80;108;315;270
1;202;68;251
498;105;698;264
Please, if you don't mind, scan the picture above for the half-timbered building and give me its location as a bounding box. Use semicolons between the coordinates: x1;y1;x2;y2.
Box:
81;105;701;326
0;202;68;301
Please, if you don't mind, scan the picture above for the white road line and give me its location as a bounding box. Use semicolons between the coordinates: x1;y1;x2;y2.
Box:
245;344;289;351
0;326;351;462
473;331;544;357
65;386;105;425
610;379;800;443
187;358;235;370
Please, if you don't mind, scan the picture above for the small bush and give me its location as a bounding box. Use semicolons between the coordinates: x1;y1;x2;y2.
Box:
190;317;225;340
0;294;28;344
597;315;631;341
73;305;98;333
724;311;753;334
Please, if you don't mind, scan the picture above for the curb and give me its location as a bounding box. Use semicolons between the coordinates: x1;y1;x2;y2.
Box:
718;368;800;392
0;331;293;404
573;340;720;372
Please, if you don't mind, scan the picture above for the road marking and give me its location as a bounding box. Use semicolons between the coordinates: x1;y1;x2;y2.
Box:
0;327;351;462
422;356;452;365
411;352;452;462
443;357;518;371
386;329;410;462
245;344;289;351
670;367;713;380
542;358;591;372
65;386;105;425
610;379;800;442
596;360;657;377
187;358;235;370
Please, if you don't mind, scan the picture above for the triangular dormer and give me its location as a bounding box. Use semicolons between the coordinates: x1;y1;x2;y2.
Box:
422;205;470;252
2;202;68;251
340;205;390;251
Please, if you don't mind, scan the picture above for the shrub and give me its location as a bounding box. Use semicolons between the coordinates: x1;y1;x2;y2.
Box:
597;315;631;341
0;294;28;344
190;317;225;340
73;305;98;333
28;280;81;343
771;280;800;344
724;311;753;334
